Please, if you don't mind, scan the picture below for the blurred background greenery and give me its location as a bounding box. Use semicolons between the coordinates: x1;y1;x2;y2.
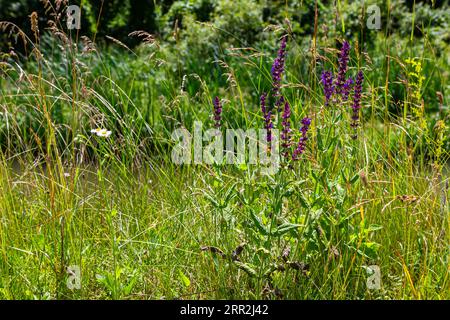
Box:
1;0;448;103
1;1;448;47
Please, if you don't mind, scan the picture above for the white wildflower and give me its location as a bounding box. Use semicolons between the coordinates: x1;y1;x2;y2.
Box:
91;128;112;138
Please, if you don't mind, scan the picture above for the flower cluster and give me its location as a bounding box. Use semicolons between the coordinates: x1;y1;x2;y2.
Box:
213;96;222;129
281;101;292;157
262;35;314;161
319;41;365;138
350;71;364;138
292;117;312;161
342;77;354;102
271;35;287;110
335;40;350;95
321;41;353;104
261;93;273;143
320;71;334;106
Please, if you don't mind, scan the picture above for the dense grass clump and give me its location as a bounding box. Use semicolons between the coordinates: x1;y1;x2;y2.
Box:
0;1;448;299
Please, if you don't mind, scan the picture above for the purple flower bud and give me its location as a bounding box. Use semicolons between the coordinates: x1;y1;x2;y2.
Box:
335;41;350;95
350;71;364;138
213;96;222;129
281;101;292;158
292;117;312;161
321;71;334;106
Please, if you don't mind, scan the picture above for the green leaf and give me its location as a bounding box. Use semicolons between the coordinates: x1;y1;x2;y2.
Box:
298;193;310;209
350;173;359;184
111;209;118;218
361;242;381;259
272;223;304;237
250;210;269;235
222;182;237;206
367;224;383;232
204;192;219;208
340;169;348;183
178;270;191;287
124;276;137;295
238;163;248;171
317;127;323;151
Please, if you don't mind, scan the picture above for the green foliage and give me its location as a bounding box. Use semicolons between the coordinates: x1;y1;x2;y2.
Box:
0;0;448;300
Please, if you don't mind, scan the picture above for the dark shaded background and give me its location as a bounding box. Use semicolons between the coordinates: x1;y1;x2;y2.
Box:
1;0;448;51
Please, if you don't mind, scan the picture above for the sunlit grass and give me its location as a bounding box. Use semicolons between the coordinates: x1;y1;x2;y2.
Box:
0;1;448;300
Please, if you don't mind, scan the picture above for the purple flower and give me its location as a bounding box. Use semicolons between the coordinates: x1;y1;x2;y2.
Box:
281;101;292;158
321;70;334;106
350;71;364;138
213;96;222;129
335;41;350;95
271;35;288;109
342;77;354;102
292;117;312;161
261;92;267;115
261;93;273;143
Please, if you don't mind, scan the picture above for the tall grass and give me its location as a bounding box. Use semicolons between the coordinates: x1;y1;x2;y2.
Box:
0;1;448;299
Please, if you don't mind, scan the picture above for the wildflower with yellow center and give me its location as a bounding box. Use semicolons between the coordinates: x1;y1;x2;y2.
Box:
91;128;112;138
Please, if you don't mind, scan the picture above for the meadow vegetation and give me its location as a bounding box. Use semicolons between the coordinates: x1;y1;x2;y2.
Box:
0;0;448;299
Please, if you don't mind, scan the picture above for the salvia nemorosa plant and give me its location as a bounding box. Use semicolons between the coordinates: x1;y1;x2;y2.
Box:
292;117;312;161
350;70;364;139
213;96;222;129
260;34;313;161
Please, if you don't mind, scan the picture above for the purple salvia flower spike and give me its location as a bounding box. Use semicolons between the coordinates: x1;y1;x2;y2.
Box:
261;92;267;115
281;101;292;158
342;77;354;102
213;96;222;129
261;93;273;143
335;40;351;96
321;70;334;106
271;35;288;110
350;71;364;139
292;117;312;161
